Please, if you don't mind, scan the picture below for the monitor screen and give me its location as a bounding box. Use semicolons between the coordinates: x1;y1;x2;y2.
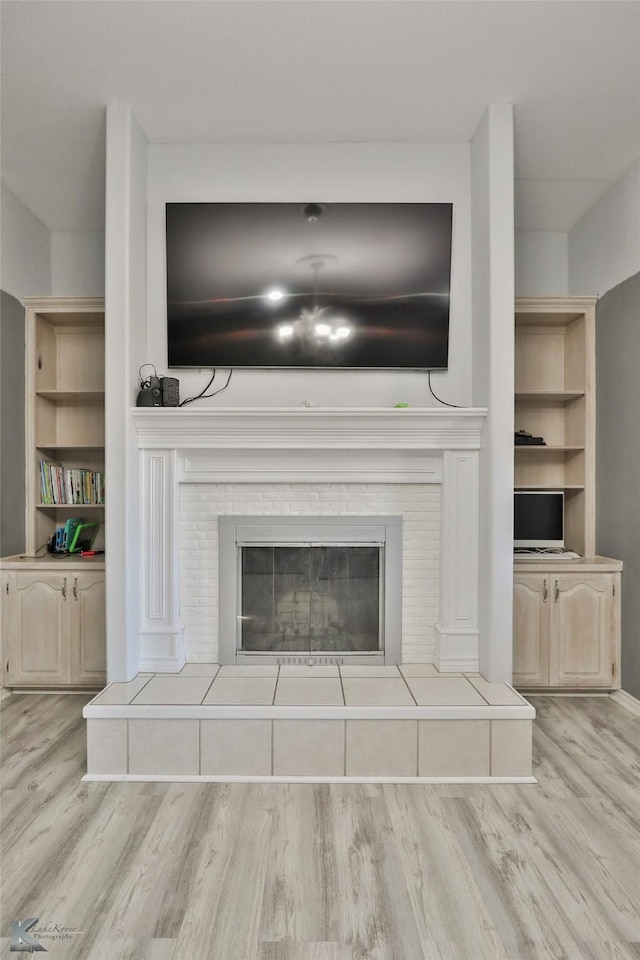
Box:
514;491;564;549
166;202;453;369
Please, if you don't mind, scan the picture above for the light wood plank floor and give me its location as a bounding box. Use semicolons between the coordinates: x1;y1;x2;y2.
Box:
1;694;639;959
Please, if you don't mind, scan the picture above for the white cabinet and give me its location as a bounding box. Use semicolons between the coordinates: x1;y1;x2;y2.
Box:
4;571;68;686
550;574;618;687
513;574;550;688
3;564;105;688
513;564;621;690
71;571;106;684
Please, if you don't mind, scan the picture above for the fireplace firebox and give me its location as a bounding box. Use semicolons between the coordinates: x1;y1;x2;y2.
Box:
219;517;402;665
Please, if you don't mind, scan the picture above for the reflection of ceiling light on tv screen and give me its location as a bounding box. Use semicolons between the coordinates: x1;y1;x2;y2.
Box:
265;287;286;303
276;313;352;345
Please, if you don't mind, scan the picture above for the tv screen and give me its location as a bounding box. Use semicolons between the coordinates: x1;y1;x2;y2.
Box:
514;491;565;549
166;202;453;369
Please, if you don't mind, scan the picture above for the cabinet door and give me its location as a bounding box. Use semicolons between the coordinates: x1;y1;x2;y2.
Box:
549;574;615;687
513;574;550;687
6;572;70;685
70;572;106;684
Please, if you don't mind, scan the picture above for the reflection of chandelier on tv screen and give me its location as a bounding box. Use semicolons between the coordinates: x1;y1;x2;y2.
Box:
267;254;352;346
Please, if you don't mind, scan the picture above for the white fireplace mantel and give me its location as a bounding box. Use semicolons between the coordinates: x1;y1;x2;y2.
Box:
132;407;487;450
132;407;487;674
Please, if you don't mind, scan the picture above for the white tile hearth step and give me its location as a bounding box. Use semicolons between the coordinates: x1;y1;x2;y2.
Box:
84;667;535;783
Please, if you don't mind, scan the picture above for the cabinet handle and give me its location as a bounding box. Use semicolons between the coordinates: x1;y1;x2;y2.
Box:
554;579;560;602
62;578;67;600
73;578;78;600
543;579;548;602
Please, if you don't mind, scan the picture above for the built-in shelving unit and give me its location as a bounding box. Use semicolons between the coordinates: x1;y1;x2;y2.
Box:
513;297;622;692
514;297;595;558
1;298;106;690
25;298;105;555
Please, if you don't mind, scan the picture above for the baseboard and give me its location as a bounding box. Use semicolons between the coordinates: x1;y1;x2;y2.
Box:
519;691;610;698
83;773;538;785
610;689;640;717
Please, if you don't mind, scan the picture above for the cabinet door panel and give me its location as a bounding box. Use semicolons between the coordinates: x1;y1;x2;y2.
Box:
550;575;614;687
513;574;550;687
71;573;106;683
7;573;69;685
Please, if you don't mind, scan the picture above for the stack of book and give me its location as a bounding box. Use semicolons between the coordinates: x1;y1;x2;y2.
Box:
39;460;105;506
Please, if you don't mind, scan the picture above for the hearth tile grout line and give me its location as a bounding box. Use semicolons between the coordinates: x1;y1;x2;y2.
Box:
338;668;347;708
199;677;216;705
466;674;504;707
343;719;347;776
126;673;153;705
400;671;418;706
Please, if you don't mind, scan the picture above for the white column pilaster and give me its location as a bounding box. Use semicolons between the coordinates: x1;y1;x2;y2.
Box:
139;449;185;671
434;450;480;672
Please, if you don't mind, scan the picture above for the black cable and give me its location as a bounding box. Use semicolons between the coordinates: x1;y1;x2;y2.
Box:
206;368;233;398
179;369;233;407
427;370;464;408
138;363;157;388
179;369;216;407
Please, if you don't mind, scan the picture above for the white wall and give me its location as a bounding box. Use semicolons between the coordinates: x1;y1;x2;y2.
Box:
104;104;148;682
569;158;640;296
0;183;51;300
515;230;568;296
471;104;515;684
146;143;472;409
51;232;105;296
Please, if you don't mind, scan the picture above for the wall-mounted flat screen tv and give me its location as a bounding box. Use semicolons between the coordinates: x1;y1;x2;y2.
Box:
166;202;453;369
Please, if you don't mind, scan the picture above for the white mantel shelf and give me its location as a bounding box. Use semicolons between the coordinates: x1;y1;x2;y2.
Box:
132;407;487;450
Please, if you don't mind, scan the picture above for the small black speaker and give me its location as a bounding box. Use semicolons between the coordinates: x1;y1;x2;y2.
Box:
161;377;179;407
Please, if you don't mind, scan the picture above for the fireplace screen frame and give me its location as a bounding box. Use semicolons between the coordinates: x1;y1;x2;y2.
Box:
219;516;402;665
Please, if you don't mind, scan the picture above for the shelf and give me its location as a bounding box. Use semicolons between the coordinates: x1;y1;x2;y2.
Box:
515;312;585;327
37;503;104;509
36;444;104;453
515;391;585;403
36;390;104;402
32;309;104;329
514;446;585;453
515;484;585;491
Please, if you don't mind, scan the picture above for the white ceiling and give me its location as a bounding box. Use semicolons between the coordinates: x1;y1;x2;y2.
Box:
1;1;638;233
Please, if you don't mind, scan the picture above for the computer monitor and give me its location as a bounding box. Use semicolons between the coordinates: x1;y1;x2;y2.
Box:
514;491;564;549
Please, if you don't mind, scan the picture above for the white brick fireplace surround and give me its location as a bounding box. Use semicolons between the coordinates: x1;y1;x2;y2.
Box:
132;407;487;675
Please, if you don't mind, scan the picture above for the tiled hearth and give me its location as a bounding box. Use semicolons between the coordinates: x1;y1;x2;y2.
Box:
84;664;535;782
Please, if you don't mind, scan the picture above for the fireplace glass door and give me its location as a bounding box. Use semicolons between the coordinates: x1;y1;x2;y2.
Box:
239;545;382;655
